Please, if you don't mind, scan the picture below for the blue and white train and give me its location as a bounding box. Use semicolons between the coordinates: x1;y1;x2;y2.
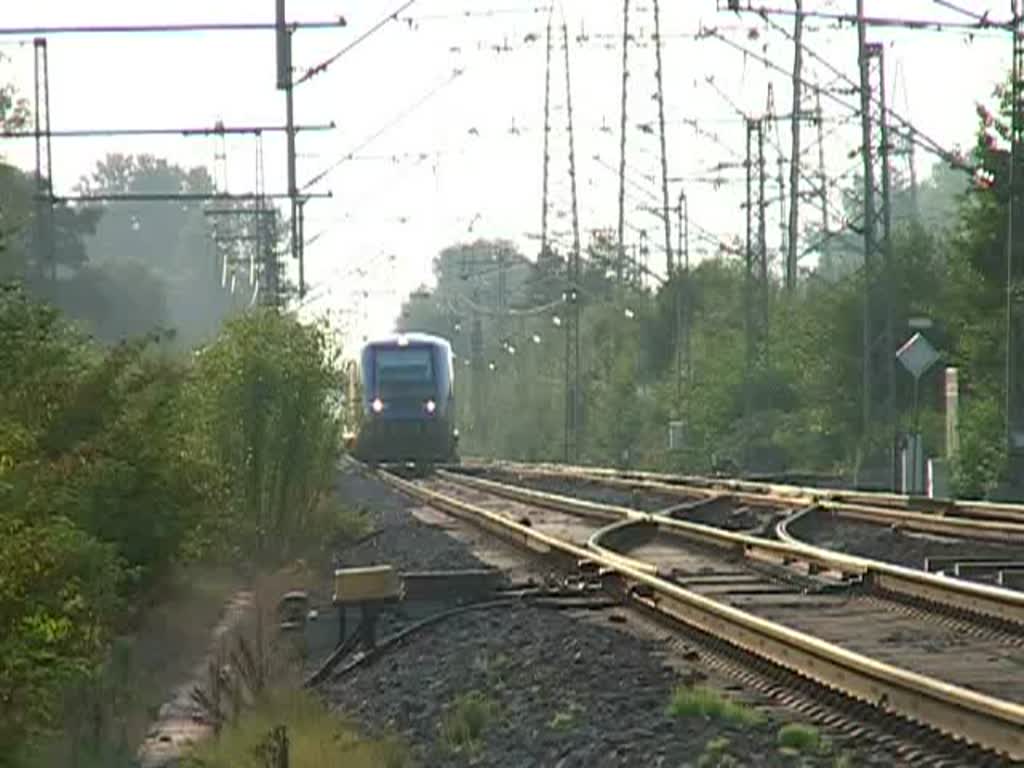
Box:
351;332;459;465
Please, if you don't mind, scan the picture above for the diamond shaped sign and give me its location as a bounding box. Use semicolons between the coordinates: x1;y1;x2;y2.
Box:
896;332;939;379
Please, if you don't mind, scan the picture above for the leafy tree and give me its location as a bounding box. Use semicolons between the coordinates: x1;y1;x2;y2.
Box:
187;309;343;564
0;163;102;286
0;515;123;763
76;153;252;346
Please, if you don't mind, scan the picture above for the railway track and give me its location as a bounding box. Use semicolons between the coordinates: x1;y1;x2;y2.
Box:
378;466;1024;765
449;461;1024;590
457;458;1024;525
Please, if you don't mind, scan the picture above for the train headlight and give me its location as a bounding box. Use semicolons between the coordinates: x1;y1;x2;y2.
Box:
371;398;384;413
425;399;436;414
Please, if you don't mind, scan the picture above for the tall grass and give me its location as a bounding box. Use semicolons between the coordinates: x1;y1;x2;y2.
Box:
183;689;408;768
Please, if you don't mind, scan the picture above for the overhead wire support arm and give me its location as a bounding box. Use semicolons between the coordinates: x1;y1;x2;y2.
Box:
718;3;1012;31
1;122;335;139
51;191;332;203
0;20;347;36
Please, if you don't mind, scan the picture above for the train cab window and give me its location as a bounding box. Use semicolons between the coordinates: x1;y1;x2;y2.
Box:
375;347;435;393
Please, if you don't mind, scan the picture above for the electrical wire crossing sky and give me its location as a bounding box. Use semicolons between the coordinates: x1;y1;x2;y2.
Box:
0;0;1011;351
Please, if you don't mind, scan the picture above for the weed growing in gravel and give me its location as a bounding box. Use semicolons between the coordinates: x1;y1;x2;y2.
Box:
184;689;408;767
776;722;821;754
832;751;856;768
697;736;740;768
548;701;583;732
440;691;497;752
666;685;764;726
472;650;512;680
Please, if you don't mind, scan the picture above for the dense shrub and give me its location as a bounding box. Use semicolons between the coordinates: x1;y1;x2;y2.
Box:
0;286;342;757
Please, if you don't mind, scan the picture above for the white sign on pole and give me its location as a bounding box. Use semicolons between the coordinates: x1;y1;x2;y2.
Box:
945;367;959;460
896;332;939;380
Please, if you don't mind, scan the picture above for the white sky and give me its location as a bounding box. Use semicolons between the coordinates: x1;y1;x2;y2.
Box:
0;0;1012;350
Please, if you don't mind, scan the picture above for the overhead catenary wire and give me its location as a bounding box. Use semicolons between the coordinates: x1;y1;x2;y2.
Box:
287;2;999;342
296;0;420;86
302;67;466;192
716;15;977;174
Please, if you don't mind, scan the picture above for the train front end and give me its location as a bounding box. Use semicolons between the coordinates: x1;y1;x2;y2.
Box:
353;333;457;465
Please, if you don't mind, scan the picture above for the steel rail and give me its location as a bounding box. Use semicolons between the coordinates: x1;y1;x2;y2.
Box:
438;471;1024;627
380;469;1024;760
483;458;1024;523
458;460;1024;538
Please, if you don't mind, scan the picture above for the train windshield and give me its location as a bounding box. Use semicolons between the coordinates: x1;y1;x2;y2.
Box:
374;347;435;395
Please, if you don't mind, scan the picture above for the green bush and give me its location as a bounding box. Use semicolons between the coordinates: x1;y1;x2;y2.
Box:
440;691;497;751
0;515;123;762
186;309;342;565
0;286;345;758
776;722;821;753
666;685;763;726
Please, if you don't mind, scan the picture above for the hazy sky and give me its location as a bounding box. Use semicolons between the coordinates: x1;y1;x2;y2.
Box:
0;1;1011;349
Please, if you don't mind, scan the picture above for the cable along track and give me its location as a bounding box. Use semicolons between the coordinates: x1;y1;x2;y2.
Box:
384;469;1024;762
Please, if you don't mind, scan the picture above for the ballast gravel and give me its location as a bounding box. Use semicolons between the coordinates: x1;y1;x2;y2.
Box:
789;509;1024;571
322;464;892;767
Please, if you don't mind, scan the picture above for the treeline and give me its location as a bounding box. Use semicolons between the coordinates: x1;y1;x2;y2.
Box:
0;285;344;763
398;79;1020;500
2;51;286;350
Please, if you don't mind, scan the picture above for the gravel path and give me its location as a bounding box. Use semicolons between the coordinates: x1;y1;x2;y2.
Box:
318;463;899;767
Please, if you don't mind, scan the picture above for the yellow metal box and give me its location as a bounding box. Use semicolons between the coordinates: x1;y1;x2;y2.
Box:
333;565;402;603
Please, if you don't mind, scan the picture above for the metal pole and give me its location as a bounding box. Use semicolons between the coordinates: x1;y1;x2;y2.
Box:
540;16;553;260
676;192;683;272
778;153;787;271
744;119;755;469
278;0;302;296
497;244;507;345
1007;3;1023;456
675;188;684;406
757;120;768;331
786;0;804;292
32;38;55;286
683;192;691;388
815;84;830;276
617;0;631;282
471;284;484;448
32;38;43;284
563;22;582;464
873;43;896;490
297;197;306;298
857;0;876;452
652;0;672;277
